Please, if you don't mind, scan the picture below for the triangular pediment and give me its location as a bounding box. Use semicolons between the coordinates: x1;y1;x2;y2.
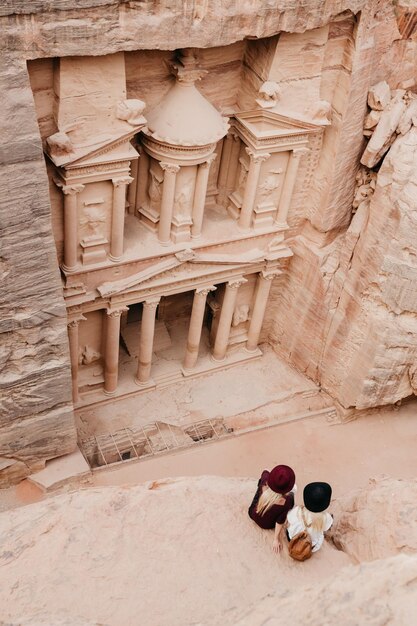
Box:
97;248;274;298
46;124;145;169
235;109;321;139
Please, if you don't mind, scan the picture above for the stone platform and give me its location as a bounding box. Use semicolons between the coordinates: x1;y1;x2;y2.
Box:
76;344;336;447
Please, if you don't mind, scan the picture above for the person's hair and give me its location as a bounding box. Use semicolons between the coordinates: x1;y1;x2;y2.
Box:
256;487;286;515
302;507;327;533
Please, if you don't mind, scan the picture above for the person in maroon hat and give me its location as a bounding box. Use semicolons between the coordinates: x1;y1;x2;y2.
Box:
248;465;296;553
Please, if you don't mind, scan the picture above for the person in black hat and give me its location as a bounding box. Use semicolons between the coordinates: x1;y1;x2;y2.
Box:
286;482;333;553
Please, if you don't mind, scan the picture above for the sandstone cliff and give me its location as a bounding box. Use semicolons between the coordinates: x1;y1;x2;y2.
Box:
0;476;415;625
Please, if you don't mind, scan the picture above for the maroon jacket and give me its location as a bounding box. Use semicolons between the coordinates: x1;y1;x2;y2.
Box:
248;470;294;530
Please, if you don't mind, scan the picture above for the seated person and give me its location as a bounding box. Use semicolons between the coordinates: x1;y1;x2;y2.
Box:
286;482;333;553
248;465;296;553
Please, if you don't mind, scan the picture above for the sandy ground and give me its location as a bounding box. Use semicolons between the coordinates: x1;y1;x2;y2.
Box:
0;403;416;625
1;399;416;511
92;399;417;499
0;477;352;626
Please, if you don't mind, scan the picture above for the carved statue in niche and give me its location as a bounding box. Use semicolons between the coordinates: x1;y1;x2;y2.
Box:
259;169;283;199
237;159;249;198
80;206;106;240
352;167;377;214
78;345;101;365
256;81;281;109
148;170;163;211
232;304;250;327
116;99;146;126
174;179;194;217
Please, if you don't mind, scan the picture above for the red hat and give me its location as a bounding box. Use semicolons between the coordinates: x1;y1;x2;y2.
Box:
267;465;295;494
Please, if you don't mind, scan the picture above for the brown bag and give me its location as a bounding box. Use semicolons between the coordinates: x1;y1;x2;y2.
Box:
288;508;313;561
288;530;313;561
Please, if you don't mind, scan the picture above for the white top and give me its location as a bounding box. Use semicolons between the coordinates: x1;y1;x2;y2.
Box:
287;506;333;552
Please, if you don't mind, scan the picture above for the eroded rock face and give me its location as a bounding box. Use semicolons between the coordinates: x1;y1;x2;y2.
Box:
0;476;416;626
0;476;350;625
2;0;417;487
330;478;417;563
233;554;417;626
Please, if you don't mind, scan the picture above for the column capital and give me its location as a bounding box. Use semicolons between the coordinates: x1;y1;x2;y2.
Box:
196;285;216;297
58;183;85;195
200;153;217;169
245;148;271;163
160;162;180;174
67;314;86;328
227;277;248;290
261;269;282;281
230;131;240;142
143;297;161;310
292;146;310;158
112;176;134;187
106;306;129;318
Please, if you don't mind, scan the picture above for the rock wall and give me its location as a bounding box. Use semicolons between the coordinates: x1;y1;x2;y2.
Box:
268;2;417;412
2;0;416;486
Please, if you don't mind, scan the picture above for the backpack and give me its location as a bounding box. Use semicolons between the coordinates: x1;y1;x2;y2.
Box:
287;508;313;561
288;530;312;561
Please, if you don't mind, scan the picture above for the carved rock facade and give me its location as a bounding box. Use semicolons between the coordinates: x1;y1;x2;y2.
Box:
2;0;417;484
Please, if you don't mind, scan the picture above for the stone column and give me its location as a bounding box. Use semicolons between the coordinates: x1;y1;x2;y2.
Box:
217;133;235;204
109;176;133;262
239;150;270;231
275;147;308;228
128;158;139;214
135;297;161;385
136;148;150;212
158;163;180;245
246;271;281;352
183;286;216;370
212;278;247;361
104;307;127;395
61;184;84;272
191;154;217;239
67;314;86;403
225;133;241;195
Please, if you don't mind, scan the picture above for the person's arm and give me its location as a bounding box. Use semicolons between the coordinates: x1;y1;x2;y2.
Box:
272;522;284;553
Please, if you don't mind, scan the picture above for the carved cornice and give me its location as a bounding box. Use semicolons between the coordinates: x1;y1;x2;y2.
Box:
66;161;130;177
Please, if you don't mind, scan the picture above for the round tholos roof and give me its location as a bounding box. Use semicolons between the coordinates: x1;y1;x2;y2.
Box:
145;81;229;147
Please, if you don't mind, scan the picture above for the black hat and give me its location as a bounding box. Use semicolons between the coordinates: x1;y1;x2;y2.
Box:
303;482;332;513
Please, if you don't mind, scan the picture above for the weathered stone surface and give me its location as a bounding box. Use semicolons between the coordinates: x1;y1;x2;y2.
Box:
331;478;417;563
3;0;417;487
0;476;416;625
0;53;77;484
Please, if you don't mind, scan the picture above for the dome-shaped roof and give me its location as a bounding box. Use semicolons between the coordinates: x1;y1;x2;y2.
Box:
145;80;229;147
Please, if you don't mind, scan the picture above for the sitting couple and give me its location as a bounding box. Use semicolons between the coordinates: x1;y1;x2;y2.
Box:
248;465;332;557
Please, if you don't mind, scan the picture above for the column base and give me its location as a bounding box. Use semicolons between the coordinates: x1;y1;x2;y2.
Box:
211;354;227;363
61;263;80;273
103;388;117;397
158;239;172;247
108;253;122;262
274;220;288;230
190;232;202;240
244;345;259;354
134;376;155;388
237;223;251;234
